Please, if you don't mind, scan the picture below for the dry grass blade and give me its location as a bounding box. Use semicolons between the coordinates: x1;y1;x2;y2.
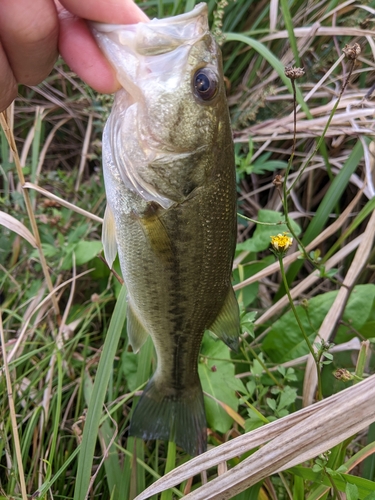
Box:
302;208;375;406
7;269;93;363
23;182;103;223
261;26;375;41
35;117;71;181
0;210;37;248
293;54;345;113
0;312;28;500
135;375;375;500
235;89;375;144
0;110;60;315
75;112;94;192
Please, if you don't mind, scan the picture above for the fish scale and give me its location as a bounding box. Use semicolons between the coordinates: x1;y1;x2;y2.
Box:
93;3;240;456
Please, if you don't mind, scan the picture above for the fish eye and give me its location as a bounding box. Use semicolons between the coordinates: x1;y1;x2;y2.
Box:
193;68;218;101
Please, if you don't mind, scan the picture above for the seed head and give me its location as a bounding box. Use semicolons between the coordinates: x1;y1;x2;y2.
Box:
333;368;353;382
273;174;283;187
285;66;305;80
342;43;361;60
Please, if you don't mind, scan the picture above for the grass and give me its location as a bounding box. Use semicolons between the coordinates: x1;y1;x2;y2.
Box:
1;0;375;499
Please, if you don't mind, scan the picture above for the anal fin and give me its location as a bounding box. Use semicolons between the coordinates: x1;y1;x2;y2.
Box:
208;287;240;351
102;204;118;269
127;302;149;353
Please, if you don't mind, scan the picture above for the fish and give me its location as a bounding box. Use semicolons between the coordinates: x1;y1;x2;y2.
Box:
92;3;240;456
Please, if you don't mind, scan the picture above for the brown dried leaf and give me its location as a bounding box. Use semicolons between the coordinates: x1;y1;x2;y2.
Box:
0;211;37;248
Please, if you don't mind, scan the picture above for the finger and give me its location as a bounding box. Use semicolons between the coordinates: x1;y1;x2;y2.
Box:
0;0;59;86
58;8;121;94
0;44;17;112
59;0;149;24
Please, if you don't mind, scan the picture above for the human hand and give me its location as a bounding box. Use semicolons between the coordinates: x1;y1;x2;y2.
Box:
0;0;148;112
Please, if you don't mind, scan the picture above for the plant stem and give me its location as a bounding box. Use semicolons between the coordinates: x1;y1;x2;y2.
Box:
237;213;282;226
247;346;283;388
287;57;356;195
277;255;323;400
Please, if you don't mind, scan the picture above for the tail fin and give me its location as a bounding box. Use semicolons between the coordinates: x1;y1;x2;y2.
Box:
129;377;207;456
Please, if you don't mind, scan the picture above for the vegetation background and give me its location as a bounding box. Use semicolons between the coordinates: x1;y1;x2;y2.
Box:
1;0;375;499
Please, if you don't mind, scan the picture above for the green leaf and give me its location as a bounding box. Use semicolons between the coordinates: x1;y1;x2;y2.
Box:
346;482;359;500
246;380;256;397
74;285;127;500
312;464;322;473
252;159;287;175
278;386;298;411
236;209;301;253
251;359;264;376
121;350;139;392
74;240;103;266
291;466;375;498
67;223;88;244
266;398;276;411
263;285;375;362
245;415;265;432
336;284;375;342
198;333;240;433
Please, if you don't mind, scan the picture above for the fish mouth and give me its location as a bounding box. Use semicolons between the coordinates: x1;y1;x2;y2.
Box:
92;2;211;153
91;3;208;56
91;3;210;98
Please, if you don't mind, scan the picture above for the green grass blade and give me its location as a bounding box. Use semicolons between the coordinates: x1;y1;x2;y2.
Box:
45;351;63;483
184;0;196;13
363;423;375;481
224;33;311;117
36;447;81;497
293;474;305;500
280;0;300;66
83;374;123;500
161;441;176;500
284;140;364;288
31;109;43;184
120;444;184;498
74;285;127;500
124;336;154;498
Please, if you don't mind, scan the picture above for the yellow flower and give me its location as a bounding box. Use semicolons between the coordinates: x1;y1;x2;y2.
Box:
270;233;293;253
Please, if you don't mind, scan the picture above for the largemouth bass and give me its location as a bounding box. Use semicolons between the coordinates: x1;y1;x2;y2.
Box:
92;3;240;456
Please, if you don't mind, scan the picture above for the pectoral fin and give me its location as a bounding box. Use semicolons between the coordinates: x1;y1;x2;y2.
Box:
102;204;118;269
208;287;240;351
138;207;174;263
127;302;149;353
